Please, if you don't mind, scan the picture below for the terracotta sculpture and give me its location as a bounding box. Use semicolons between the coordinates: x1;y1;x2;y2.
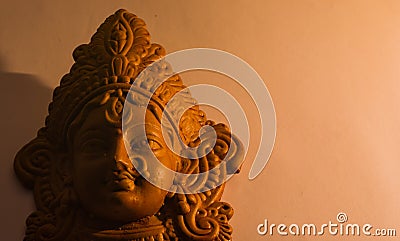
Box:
14;9;243;241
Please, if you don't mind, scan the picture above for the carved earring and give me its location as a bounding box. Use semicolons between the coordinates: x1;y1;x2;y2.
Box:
58;156;78;207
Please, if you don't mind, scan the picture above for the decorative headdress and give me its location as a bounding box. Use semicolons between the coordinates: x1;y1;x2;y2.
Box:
14;9;242;241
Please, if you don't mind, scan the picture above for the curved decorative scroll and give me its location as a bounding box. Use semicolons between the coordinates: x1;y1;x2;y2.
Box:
177;201;234;241
158;122;240;241
15;136;77;241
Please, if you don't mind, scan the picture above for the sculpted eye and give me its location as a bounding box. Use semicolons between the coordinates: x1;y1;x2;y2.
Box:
148;139;162;151
130;139;145;150
130;138;162;152
81;139;107;153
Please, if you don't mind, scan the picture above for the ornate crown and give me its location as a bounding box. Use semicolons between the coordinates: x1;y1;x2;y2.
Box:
45;9;205;146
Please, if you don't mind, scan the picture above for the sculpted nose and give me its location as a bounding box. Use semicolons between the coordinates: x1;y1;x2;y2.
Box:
113;136;133;170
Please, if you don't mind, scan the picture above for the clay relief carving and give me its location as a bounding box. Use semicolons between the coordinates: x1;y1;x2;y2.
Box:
14;9;243;241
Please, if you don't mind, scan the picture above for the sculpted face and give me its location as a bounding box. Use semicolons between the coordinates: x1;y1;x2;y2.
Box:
70;104;177;223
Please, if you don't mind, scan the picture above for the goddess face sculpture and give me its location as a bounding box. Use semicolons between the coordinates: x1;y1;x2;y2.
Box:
71;106;176;223
14;9;243;241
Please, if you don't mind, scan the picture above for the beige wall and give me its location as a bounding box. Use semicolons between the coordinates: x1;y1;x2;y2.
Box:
1;1;399;240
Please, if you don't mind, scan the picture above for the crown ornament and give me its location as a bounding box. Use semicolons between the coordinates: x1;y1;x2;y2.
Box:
45;9;204;146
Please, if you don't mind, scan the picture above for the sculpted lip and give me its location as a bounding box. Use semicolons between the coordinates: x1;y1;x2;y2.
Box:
108;171;138;191
116;171;135;181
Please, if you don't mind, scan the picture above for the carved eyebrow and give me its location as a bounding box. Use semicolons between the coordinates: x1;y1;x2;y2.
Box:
81;127;122;136
78;129;106;142
144;123;176;145
144;123;162;131
78;128;121;142
145;132;164;143
127;123;165;138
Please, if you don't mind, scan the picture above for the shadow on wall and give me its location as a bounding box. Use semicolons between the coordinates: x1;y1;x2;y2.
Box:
0;59;53;240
